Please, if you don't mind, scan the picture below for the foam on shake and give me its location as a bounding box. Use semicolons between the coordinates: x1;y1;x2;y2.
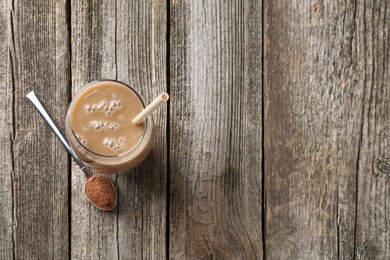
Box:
70;81;145;156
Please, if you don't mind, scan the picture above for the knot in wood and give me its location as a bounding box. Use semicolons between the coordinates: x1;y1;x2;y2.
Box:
377;162;390;174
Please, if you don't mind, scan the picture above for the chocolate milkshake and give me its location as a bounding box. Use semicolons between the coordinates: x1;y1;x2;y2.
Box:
66;80;154;173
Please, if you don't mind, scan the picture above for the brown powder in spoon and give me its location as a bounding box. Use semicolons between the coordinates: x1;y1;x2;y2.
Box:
85;175;116;210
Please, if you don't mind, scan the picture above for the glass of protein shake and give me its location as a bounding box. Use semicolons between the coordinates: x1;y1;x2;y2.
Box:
66;80;158;173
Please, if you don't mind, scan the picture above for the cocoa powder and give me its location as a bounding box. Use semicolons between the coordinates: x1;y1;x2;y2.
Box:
85;175;116;210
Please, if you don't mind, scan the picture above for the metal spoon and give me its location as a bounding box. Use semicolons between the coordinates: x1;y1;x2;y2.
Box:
26;91;117;211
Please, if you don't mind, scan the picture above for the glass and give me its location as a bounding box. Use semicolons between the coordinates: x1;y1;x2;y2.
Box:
66;80;154;173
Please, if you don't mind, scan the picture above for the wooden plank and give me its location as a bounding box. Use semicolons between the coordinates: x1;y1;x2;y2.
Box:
264;0;371;258
0;0;13;259
8;0;70;259
355;1;390;258
169;0;263;258
71;0;167;258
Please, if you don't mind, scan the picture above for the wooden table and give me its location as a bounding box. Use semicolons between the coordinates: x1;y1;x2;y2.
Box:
1;0;389;259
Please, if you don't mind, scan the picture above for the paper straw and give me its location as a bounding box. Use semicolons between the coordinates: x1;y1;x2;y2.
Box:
132;92;169;125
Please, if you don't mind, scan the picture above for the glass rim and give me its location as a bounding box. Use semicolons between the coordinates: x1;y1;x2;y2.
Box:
67;79;148;158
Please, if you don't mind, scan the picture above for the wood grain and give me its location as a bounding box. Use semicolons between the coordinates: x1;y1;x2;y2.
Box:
7;0;70;259
355;1;390;258
169;0;263;258
71;0;167;258
0;0;388;258
0;0;13;259
264;0;389;258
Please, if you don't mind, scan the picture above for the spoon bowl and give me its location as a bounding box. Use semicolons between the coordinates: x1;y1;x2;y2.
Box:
84;174;117;211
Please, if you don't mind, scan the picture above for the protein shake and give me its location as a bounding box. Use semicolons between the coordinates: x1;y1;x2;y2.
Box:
66;80;154;173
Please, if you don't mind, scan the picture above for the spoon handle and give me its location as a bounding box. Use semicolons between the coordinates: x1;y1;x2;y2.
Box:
26;91;91;177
